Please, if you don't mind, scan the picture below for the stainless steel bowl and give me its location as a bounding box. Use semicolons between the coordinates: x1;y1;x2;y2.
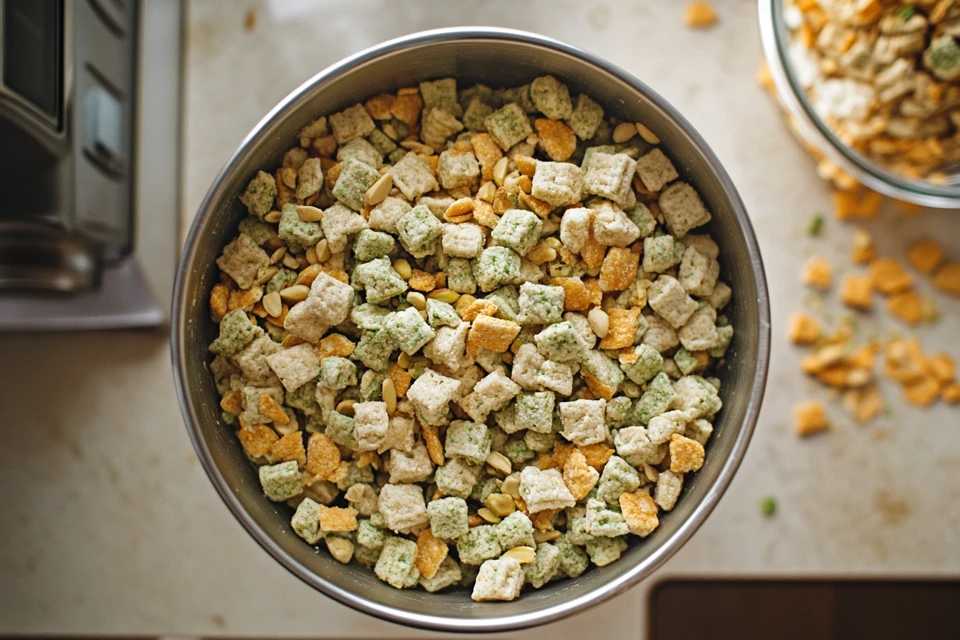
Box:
758;0;960;208
172;27;770;632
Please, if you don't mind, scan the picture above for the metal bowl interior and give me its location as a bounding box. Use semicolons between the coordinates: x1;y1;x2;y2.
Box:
172;27;770;633
758;0;960;208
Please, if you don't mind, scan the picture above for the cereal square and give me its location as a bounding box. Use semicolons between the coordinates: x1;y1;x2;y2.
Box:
444;420;493;465
441;222;485;258
583;153;637;205
353;401;390;452
614;426;667;467
423;321;470;372
239;170;277;218
654;469;683;511
635;148;679;192
473;246;522;292
678;246;720;296
374;536;420;588
378;484;429;534
492;209;543;256
217;233;269;290
329;103;376;144
459;373;521;423
591;201;641;247
420;77;462;117
258;460;302;502
484;103;533;150
518;282;565;325
266;343;321;392
321;202;369;252
648;276;698;328
407;368;461;418
535;321;589;362
384;307;436;355
530;75;573;120
437;149;480;190
354;257;408;304
519;466;577;513
458;525;502;565
291;497;323;544
515;390;556;433
559;398;608;446
427;496;470;540
389;152;439;201
368;196;412;234
658;182;711;238
435;458;482;499
353;229;396;262
421;108;464;149
387;441;434;484
532;162;585;207
566;93;604;140
396;204;443;258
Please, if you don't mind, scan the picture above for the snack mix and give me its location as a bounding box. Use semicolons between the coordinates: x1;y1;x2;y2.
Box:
207;75;733;601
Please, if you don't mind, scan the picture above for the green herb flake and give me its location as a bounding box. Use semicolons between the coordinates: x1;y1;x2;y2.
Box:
896;6;917;20
761;496;777;517
807;214;824;236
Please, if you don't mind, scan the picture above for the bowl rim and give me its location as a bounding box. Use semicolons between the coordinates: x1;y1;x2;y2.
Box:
171;26;771;633
757;0;960;208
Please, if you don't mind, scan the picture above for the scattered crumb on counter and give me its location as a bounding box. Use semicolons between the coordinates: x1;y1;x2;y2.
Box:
685;2;717;28
760;496;777;517
794;401;828;436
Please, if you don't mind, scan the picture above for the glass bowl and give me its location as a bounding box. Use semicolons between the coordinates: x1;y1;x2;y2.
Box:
758;0;960;208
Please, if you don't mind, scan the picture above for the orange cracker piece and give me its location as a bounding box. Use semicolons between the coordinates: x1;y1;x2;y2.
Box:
933;263;960;297
421;423;445;466
281;334;305;348
471;133;503;182
833;188;882;220
532;509;557;531
869;258;913;295
551;276;599;311
514;155;538;177
840;273;873;310
294;264;323;287
320;266;349;284
802;255;833;290
538;442;574;471
220;389;243;416
305;433;341;481
942;382;960;404
583;372;615;401
580;234;607;269
788;312;821;344
579;443;615;470
534;118;577;162
620;491;659;537
318;505;359;532
228;286;263;312
518;191;553;218
599;308;642;350
364;93;396;120
562;449;600;501
409;269;437;292
841;385;883;424
850;228;876;265
268;432;306;468
814;364;853;388
887;290;923;325
318;333;355;357
415;529;449;580
903;376;941;407
599;247;641;292
686;1;718;28
237;425;279;459
390;92;423;127
848;342;879;370
925;353;955;383
259;394;290;424
466;315;521;356
210;283;230;322
794;401;829;436
905;238;945;274
387;363;412;397
669;433;705;473
461;299;499;322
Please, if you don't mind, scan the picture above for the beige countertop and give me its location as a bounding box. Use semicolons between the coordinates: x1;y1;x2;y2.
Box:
2;0;959;637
